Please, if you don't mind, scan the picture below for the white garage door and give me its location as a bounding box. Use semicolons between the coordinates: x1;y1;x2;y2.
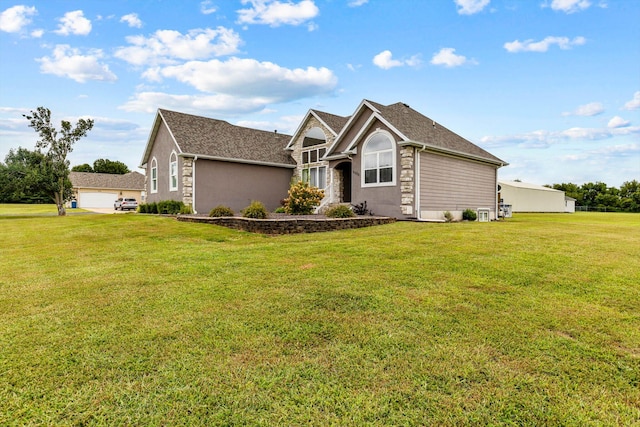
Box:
79;192;118;208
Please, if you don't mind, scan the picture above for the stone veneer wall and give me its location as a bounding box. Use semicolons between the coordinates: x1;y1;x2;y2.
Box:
176;215;396;234
182;157;193;207
400;146;414;216
290;116;336;205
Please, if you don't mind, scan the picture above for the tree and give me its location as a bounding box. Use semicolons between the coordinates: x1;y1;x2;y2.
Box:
92;158;130;174
71;163;93;172
23;107;94;216
0;148;53;203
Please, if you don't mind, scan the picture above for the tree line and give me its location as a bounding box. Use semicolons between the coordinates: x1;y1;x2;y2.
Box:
0;107;125;214
548;181;640;212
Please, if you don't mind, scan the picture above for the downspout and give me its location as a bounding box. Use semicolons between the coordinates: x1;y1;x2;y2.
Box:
192;156;198;214
416;143;427;221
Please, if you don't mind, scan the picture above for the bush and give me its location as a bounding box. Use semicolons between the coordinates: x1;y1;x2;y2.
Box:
284;181;324;215
157;200;184;214
325;205;355;218
274;206;286;213
462;208;477;221
242;201;268;219
148;202;158;214
443;211;454;222
209;205;234;217
138;204;147;213
179;204;193;215
351;201;372;216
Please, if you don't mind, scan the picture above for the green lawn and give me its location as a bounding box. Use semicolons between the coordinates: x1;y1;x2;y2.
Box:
0;203;90;216
1;210;638;425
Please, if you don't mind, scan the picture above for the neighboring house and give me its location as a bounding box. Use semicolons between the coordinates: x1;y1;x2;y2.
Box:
498;180;570;213
140;109;295;213
141;100;507;220
70;171;145;208
565;196;576;213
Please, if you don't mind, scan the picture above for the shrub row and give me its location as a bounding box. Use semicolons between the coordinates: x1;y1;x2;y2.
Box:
138;200;191;214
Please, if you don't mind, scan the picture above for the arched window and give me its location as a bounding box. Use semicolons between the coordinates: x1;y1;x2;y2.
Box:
362;131;395;186
169;152;177;191
150;157;158;193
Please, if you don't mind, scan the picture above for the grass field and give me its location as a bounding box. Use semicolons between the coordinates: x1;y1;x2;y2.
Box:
1;206;638;425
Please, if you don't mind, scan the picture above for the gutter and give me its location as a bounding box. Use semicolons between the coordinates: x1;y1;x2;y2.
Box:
192;156;197;214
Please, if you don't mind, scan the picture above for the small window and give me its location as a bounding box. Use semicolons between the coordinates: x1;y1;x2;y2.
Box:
151;158;158;193
362;131;395;186
169;152;178;191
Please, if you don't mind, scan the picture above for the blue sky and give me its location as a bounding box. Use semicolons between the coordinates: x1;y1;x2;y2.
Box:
1;0;638;186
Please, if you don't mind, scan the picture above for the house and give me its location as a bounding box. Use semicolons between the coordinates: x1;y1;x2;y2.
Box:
69;171;145;208
498;180;570;213
139;109;295;213
288;100;507;220
140;100;507;220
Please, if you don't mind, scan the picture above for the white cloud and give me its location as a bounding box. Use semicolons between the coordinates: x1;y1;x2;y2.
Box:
348;0;369;6
119;92;278;114
0;5;37;33
31;29;44;38
547;0;591;13
561;143;640;161
373;50;422;69
504;36;585;53
623;91;640;110
430;47;475;67
55;10;92;36
607;116;630;128
155;57;337;100
114;27;242;66
38;44;117;83
200;1;218;14
562;101;604;117
454;0;490;15
237;0;319;27
481;124;640;148
120;13;142;28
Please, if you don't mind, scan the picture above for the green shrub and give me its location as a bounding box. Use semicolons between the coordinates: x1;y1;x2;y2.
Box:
274;206;286;213
242;201;268;219
148;202;158;214
156;200;184;215
462;208;477;221
325;205;355;218
284;181;324;215
209;205;234;217
138;204;147;213
179;204;193;215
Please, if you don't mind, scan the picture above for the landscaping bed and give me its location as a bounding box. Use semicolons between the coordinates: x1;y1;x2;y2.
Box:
176;213;396;234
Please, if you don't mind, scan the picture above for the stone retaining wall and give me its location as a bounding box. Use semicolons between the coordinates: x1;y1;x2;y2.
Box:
176;215;396;234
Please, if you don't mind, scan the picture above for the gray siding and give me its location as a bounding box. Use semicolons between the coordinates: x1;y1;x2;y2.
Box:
146;122;181;204
194;159;293;214
420;151;497;212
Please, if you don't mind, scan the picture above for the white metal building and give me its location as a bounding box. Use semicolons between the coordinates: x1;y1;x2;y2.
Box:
498;181;570;213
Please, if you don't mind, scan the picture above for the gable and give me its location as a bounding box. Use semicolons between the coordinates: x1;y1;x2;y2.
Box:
141;109;295;169
325;100;506;167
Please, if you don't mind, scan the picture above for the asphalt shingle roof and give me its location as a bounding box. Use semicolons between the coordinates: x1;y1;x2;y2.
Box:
366;100;505;164
159;109;295;166
70;171;145;190
311;110;350;135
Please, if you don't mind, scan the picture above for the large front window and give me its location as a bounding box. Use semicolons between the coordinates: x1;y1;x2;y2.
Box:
302;166;327;189
363;132;394;186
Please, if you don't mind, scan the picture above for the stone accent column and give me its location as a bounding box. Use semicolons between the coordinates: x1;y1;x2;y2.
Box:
400;147;414;215
182;157;193;208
